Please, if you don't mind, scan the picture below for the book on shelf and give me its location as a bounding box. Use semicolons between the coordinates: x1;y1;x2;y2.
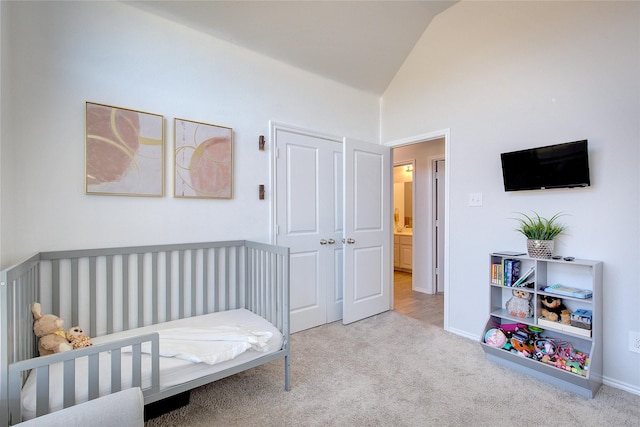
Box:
503;259;521;287
543;284;592;299
491;262;499;285
491;259;504;285
512;266;535;287
490;258;521;286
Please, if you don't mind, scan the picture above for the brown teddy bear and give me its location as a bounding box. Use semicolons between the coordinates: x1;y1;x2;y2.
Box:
66;326;93;349
540;295;571;324
32;302;73;356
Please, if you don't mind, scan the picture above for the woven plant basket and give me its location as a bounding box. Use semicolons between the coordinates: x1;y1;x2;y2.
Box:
527;239;554;259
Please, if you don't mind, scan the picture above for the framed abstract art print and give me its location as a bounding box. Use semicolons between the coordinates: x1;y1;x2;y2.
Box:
174;118;233;199
85;102;164;197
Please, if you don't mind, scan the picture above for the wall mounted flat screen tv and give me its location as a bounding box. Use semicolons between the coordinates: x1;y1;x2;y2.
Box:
501;140;590;191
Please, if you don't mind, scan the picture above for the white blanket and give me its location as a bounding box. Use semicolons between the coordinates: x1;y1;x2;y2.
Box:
126;326;273;365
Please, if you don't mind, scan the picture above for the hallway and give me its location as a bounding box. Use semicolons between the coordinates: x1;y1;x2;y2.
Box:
393;271;444;328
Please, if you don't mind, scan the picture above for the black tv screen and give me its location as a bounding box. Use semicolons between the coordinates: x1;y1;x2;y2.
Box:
501;140;590;191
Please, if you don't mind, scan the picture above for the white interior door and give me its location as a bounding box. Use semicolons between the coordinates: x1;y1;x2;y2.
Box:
273;125;392;331
327;146;345;323
274;126;343;333
342;138;392;324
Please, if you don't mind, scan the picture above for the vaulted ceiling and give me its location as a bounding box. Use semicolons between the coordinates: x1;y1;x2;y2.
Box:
124;1;457;95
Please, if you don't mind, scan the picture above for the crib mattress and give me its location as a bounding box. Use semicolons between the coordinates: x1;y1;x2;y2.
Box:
21;308;283;419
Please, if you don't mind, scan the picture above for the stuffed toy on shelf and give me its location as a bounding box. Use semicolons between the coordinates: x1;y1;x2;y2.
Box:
505;289;533;318
540;295;571;324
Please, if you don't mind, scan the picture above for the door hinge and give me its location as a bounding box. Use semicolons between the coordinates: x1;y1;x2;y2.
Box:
275;224;280;235
275;147;280;159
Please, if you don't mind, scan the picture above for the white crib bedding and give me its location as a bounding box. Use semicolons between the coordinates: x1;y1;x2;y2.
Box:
21;308;283;420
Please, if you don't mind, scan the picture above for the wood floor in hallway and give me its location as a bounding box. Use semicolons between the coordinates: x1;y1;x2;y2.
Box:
393;270;444;328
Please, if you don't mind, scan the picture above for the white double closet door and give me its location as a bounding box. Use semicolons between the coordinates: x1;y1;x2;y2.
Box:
273;124;391;333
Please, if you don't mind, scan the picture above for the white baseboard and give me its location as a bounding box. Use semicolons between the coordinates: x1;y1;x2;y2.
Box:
603;377;640;396
447;327;479;342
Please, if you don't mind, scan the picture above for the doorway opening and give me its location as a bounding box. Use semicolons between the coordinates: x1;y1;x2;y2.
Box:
390;134;447;329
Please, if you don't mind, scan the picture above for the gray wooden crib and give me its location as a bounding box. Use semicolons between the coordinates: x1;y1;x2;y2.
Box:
0;240;290;426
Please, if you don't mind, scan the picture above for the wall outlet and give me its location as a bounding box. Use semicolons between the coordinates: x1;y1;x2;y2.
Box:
468;192;483;207
629;331;640;354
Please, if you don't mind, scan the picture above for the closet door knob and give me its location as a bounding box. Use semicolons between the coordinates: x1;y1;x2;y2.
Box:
327;239;335;245
320;239;328;245
346;238;356;244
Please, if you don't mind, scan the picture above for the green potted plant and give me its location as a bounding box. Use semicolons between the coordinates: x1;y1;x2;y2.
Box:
513;211;567;258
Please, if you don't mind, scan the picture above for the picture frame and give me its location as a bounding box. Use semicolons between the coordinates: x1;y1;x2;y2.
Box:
85;102;164;197
174;118;233;199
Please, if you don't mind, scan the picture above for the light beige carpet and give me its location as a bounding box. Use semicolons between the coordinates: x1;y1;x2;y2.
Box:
145;311;640;426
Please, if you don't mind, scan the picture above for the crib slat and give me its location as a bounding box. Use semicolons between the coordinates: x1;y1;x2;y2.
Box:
212;247;219;311
245;247;251;311
35;366;49;417
236;246;243;310
259;250;264;316
151;252;158;325
123;254;129;330
111;348;121;392
138;253;144;327
63;359;75;408
260;249;266;315
165;251;171;322
223;247;230;311
106;255;113;334
267;252;274;321
71;258;79;327
151;335;160;394
178;250;184;319
203;249;209;314
132;344;141;388
89;257;97;338
190;250;196;316
52;260;60;314
88;353;99;400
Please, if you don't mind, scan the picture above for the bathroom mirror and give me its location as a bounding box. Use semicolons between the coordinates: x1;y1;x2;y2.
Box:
404;181;413;227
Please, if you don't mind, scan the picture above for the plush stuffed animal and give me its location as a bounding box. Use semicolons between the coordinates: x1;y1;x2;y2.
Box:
505;289;533;318
66;326;93;349
32;302;73;356
540;295;571;324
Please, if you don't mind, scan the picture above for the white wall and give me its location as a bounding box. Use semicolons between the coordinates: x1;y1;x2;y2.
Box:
382;1;640;393
0;1;379;266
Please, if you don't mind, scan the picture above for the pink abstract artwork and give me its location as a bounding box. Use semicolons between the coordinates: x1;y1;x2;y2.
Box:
85;102;164;196
174;118;232;199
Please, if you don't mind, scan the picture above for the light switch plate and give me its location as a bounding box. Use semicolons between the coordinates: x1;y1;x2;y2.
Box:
468;192;483;207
